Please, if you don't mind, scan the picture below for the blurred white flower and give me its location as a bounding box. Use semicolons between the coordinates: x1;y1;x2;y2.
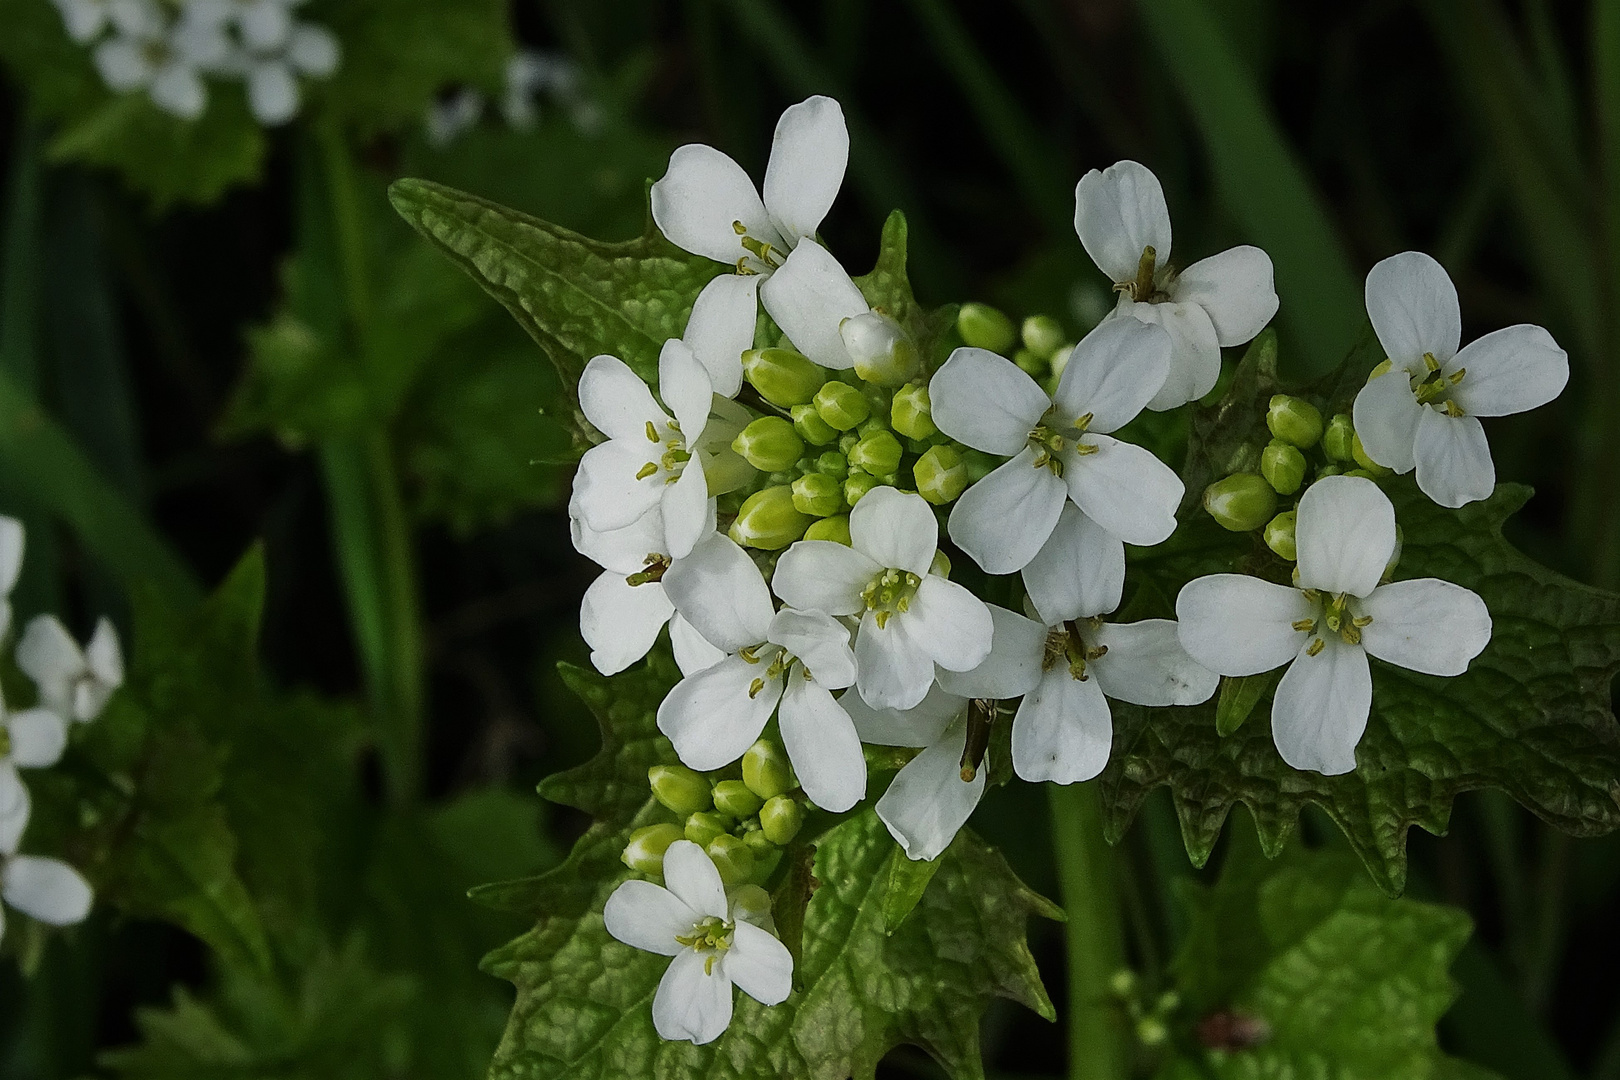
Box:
91;0;228;121
0;790;94;949
0;699;68;820
1;516;23;642
15;615;124;724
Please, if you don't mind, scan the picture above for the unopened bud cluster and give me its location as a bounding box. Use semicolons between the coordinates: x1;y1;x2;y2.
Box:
1108;967;1183;1052
961;305;1077;396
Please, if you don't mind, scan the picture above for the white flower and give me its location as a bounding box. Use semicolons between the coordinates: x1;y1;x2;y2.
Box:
603;839;792;1044
425;87;484;148
930;317;1184;576
1352;251;1568;508
91;0;228;121
659;535;866;812
1;515;23;642
240;21;340;126
772;487;993;711
0;792;95;948
0;700;68;819
1175;475;1491;774
1075;160;1279;410
51;0;124;42
758;238;871;372
681;271;762;399
15;615;124;724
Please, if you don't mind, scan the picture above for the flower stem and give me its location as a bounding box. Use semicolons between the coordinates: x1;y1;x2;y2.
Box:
1049;781;1127;1080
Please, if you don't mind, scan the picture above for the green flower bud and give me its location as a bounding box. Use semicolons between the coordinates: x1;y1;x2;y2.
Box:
1022;314;1066;359
930;550;951;578
1344;468;1374;479
961;448;997;483
742;348;826;407
1264;510;1298;561
1013;347;1046;376
857;414;889;439
1136;1016;1170;1049
621;823;683;875
1048;343;1076;381
684;810;733;847
915;444;968;505
791;403;839;446
957;301;1016;353
742;739;795;800
732;416;805;473
1203;473;1277;532
648;764;711;816
891;382;937;440
1260;440;1307;495
1351;433;1392;476
705;834;756;887
1383;524;1403;582
837;430;861;455
804;514;852;544
760;795;805;845
841;311;919;386
712;779;764;819
814;381;871;431
815;450;848;476
729;486;812;550
849;430;903;476
844;473;880;506
745;835;782;884
1108;969;1139;999
1323;413;1356;462
1317;464;1343;478
791;472;845;517
1266;394;1325;448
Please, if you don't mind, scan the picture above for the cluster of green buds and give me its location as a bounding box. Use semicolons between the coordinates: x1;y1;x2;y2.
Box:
621;738;806;887
1108;968;1183;1051
959;303;1077;397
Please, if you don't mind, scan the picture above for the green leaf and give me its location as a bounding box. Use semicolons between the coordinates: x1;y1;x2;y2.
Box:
879;845;944;933
1214;674;1272;737
853;211;957;367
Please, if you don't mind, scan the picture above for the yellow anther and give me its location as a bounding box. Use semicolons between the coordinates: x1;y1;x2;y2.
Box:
740;645;762;664
1306;638;1326;657
635;462;659;480
1442;400;1466;417
1423;352;1440;372
1352;615;1373;628
1074;412;1094;431
748;678;766;699
732;220;748;235
875;610;892;630
1074;442;1099;456
1449;368;1466;384
645;421;659;442
1292;618;1317;633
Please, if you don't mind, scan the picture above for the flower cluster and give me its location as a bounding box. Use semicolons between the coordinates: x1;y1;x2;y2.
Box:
1;516;124;949
572;96;1565;1044
424;50;598;149
52;0;340;125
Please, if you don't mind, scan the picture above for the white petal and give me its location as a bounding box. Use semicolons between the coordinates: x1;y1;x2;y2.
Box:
571;503;667;574
1089;620;1217;706
661;461;712;561
728;884;776;932
656;654;782;771
1074;160;1172;283
758;240;868;370
2;855;93;926
651;143;779;265
1414;409;1495;508
1365;251;1460;367
1117;300;1221;411
1011;668;1112;784
1352;371;1421;475
1294;475;1397;598
723;919;794;1005
1175;574;1312;676
16;615;84;712
0;517;22;595
652;948;734;1045
840;684;965;747
662;533;775;652
286;22;340;77
1271;637;1371;775
59;0;109;43
658;339;714;443
579;354;667;442
762;95;848;244
1022;504;1124;623
238;0;290;50
572;441;664;533
928;348;1051;455
1051;316;1172;434
580;573;671;676
0;764;21;817
247;61;300;126
683;275;758;399
1171;246;1278;347
1063;434;1183;548
0;783;29;856
849;487;937;576
1358;579;1491;676
768;609;855;690
108;0;161;37
95;39;153;92
935;605;1044;700
907;577;993;673
947;449;1066;574
603;879;697;957
661;839;730;920
875;716;985;861
7;709;69;769
150;63;207;121
854;611;935;711
1448;324;1569;417
771;541;878;617
671;612;727;676
779;677;865;812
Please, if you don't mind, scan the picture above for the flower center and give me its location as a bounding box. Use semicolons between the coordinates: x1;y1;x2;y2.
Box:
625;553;671;587
862;568;922;629
1293;589;1374;654
739;643;800;696
675;915;735;973
635;418;693;484
1027;412;1097;476
731;220;785;275
1044;619;1108;680
1376;352;1468;417
1115;245;1174;304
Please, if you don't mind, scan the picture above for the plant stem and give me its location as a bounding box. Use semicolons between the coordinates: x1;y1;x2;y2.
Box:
1049;782;1127;1080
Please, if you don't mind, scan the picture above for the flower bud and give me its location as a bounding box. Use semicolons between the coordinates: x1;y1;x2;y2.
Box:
957;302;1016;353
844;473;880;506
1022;314;1066;359
1266;394;1324;448
1317;464;1342;478
1323;413;1356;462
915;444;968;505
621;823;683;875
1136;1016;1170;1049
815;450;849;476
745;833;783;884
742;347;826;407
1013;347;1045;376
930;550;951;578
1048;343;1076;381
1351;433;1392;476
729;883;774;926
742;739;795;800
1203;473;1277;532
841;311;919;386
1108;969;1139;999
684;810;733;847
648;764;711;816
706;834;756;886
1260;440;1306;495
760;795;804;845
791;403;839;446
891;382;937;440
712;779;764;819
849;430;903;476
805;514;852;544
791;472;845;517
837;430;861;455
857;414;889;438
732;417;805;473
729;486;812;550
961;448;997;483
814;380;871;431
1264;510;1297;561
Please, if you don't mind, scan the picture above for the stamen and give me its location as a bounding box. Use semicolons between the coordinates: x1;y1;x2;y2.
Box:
635;462;659;480
625;553;672;587
1073;442;1099;456
1306;638;1326;657
1130;245;1158;302
1074;412;1094;431
645;421;659;442
1292;618;1317;633
1442;400;1465;417
739;644;762;664
748;678;766;699
1423;352;1440;373
959;699;994;781
1352;615;1373;628
1449;368;1466;384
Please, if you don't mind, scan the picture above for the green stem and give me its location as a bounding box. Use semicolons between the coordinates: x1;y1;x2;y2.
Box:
1049;782;1127;1080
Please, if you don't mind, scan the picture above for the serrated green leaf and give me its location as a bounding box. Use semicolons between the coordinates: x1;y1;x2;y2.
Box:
879;844;943;933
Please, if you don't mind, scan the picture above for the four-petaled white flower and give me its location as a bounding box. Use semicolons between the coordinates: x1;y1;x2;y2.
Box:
1352;251;1568;508
16;615;124;724
1;516;22;642
1175;475;1491;774
773;487;993;711
0;699;68;821
1075;160;1279;410
91;0;230;121
930;317;1184;576
603;839;792;1045
0;790;96;949
659;535;867;812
